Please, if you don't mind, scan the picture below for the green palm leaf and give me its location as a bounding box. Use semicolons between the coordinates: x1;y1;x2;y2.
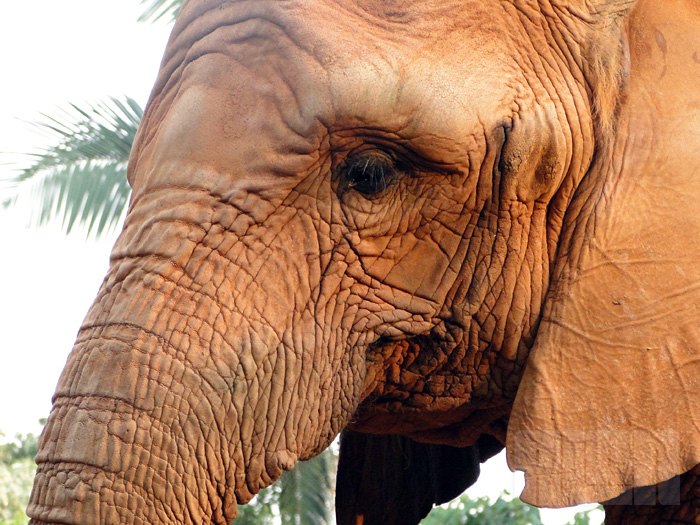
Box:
138;0;184;23
6;97;142;238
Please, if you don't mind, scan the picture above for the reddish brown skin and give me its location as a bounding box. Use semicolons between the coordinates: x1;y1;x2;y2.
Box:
507;0;700;519
26;0;700;523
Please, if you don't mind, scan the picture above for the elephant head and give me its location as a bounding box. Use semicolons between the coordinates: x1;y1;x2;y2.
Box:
28;0;700;523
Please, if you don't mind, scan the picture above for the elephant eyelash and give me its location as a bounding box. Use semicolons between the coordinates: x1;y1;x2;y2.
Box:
341;153;401;197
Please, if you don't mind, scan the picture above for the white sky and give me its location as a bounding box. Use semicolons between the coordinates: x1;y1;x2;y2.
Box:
0;0;172;436
0;1;601;523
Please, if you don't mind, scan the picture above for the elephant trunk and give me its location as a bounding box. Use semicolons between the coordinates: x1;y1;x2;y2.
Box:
27;191;359;524
28;328;244;524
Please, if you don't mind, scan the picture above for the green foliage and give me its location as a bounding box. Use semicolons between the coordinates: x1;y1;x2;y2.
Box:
569;506;603;525
0;432;40;465
278;451;331;525
230;450;332;525
139;0;184;23
6;97;141;238
422;493;600;525
234;487;277;525
0;458;35;525
422;493;544;525
0;426;45;525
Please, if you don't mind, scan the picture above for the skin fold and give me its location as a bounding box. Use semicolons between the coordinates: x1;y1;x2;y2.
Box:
27;0;700;523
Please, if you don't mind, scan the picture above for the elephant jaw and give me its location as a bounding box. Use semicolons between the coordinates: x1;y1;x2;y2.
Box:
353;334;513;447
352;330;526;448
348;401;510;448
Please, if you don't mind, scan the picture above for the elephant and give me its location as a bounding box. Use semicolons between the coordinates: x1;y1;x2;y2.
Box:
27;0;700;523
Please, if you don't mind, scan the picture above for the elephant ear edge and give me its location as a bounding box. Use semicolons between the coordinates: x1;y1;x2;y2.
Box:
507;0;700;508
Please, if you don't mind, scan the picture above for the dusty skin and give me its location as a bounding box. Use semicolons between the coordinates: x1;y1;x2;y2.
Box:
27;0;700;523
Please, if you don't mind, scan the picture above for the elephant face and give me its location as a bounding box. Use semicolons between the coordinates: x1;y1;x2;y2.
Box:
29;0;700;523
128;0;596;438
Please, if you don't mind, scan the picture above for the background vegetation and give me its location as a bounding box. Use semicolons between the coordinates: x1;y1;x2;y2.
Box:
0;429;42;525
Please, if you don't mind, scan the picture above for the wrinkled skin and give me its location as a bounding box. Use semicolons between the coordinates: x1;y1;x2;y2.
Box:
27;0;700;524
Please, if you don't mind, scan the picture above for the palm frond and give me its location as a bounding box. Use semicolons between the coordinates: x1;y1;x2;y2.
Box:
139;0;184;23
7;97;143;238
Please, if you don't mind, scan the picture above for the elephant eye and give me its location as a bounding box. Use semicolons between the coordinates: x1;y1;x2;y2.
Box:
343;155;398;197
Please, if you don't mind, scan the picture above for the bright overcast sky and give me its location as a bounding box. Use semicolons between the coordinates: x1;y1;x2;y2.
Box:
0;0;172;437
0;2;600;523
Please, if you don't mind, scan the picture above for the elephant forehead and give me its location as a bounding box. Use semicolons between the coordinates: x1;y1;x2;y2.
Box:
320;39;523;144
149;1;554;156
295;0;540;140
133;0;584;198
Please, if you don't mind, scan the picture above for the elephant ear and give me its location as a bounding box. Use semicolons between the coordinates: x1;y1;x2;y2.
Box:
507;0;700;507
335;431;503;524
